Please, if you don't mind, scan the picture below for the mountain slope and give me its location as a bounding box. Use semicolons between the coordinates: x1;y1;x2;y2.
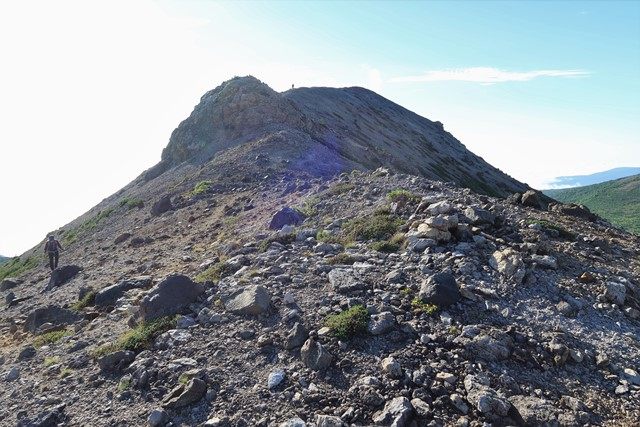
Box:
152;76;528;197
0;76;639;426
547;167;640;189
545;174;640;234
0;255;8;265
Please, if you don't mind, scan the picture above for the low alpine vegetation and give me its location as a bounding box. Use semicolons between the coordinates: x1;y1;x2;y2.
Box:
94;316;176;357
119;197;144;210
411;298;438;315
0;256;38;281
387;188;420;204
72;290;97;312
343;211;403;242
34;329;72;348
325;305;370;339
191;180;213;197
195;259;233;283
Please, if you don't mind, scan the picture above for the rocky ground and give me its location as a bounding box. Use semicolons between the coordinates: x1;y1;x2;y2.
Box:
1;169;639;427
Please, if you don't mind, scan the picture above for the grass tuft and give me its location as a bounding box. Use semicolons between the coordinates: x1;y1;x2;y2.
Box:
343;212;403;241
327;253;357;265
191;180;213;197
387;188;420;204
72;290;97;312
34;329;72;348
119;197;144;210
325;305;370;340
93;316;176;357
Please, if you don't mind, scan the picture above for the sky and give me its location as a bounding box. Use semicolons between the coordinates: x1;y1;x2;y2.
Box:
0;0;639;256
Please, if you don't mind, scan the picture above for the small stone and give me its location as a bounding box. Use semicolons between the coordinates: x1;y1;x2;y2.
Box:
368;312;396;335
604;282;626;305
5;367;20;382
381;356;403;379
300;337;333;371
450;393;469;414
268;370;285;389
147;409;168;427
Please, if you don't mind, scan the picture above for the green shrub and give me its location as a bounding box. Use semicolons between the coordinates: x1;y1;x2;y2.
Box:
370;240;401;253
191;180;213;196
411;298;438;315
195;259;234;282
34;329;72;348
117;376;131;392
93;316;176;356
325;305;370;340
344;212;403;241
298;197;320;217
316;230;348;245
326;183;355;196
0;256;38;281
119;197;144;210
328;253;357;265
72;290;97;312
59;368;73;378
387;188;420;203
44;356;60;367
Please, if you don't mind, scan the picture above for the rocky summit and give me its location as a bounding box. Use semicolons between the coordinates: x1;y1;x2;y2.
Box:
0;77;639;427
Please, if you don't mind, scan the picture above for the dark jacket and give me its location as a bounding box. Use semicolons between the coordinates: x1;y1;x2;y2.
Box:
44;240;62;253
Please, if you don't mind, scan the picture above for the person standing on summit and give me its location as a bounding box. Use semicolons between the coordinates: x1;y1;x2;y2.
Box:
44;235;63;271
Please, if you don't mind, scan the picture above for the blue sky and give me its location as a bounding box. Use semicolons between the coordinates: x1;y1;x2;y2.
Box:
0;0;638;255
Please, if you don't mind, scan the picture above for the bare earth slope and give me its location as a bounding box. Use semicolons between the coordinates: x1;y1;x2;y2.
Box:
0;77;638;427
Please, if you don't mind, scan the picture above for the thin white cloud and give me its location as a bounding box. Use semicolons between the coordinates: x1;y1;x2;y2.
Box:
390;67;590;84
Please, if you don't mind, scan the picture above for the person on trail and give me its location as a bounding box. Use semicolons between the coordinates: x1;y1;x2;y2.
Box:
44;235;63;271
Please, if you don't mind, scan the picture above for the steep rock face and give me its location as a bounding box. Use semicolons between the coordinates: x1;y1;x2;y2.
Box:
152;76;527;196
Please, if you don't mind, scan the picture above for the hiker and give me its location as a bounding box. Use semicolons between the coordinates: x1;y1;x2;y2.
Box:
44;235;63;271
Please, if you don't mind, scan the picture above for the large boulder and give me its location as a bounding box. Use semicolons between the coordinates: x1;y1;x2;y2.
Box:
509;395;559;426
97;350;135;372
300;337;333;371
162;378;207;409
151;194;174;216
521;190;545;209
490;249;526;285
372;397;414;426
221;285;271;316
418;273;461;307
138;275;204;322
94;276;152;307
44;265;82;292
23;305;80;333
269;207;305;230
0;278;22;292
464;206;496;225
328;268;366;293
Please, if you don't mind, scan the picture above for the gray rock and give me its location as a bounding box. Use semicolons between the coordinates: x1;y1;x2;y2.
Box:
138;274;204;322
509;395;559;426
381;356;403;379
385;269;405;284
372;396;414;426
464;206;495;225
521;190;545;209
0;277;21;291
531;254;558;269
464;374;511;417
316;415;345;427
98;350;135;372
285;322;308;350
222;285;271;316
279;418;306;427
418;272;461;307
23;305;80;333
18;345;36;361
5;366;20;382
147;408;168;427
151;194;173;216
368;312;396;335
300;337;333;371
5;292;15;305
465;334;511;361
604;281;626;305
268;369;285;389
490;249;525;285
269;207;305;230
44;265;82;291
328;268;366;293
94;276;152;307
162;378;207;408
411;398;432;417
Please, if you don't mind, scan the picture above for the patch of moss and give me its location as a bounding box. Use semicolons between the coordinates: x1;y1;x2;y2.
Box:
34;329;72;348
93;316;176;357
325;305;370;340
0;256;38;281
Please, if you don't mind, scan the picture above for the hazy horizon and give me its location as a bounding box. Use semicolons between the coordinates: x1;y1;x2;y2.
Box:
1;0;639;256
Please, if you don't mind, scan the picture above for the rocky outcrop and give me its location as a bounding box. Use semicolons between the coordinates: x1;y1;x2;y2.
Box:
138;275;204;322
